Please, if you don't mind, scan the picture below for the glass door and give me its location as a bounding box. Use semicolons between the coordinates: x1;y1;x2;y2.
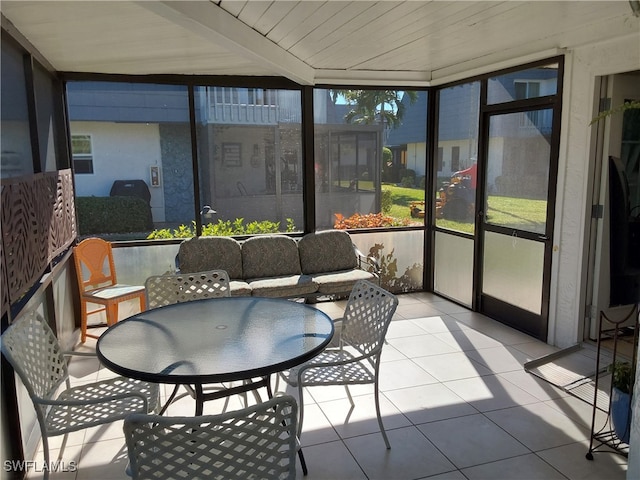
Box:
431;59;562;341
479;107;556;340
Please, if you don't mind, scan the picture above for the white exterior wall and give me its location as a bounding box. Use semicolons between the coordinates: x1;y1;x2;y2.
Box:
550;34;639;348
71;121;165;222
437;139;477;179
405;142;426;177
548;34;639;477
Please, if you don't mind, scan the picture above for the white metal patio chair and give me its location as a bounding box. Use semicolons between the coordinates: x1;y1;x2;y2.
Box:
0;310;159;480
144;269;231;309
279;279;398;449
124;394;299;480
144;269;250;412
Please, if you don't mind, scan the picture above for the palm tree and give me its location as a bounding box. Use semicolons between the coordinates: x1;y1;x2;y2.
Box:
330;90;418;127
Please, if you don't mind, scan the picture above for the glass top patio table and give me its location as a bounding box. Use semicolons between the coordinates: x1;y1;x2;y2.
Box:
96;296;334;414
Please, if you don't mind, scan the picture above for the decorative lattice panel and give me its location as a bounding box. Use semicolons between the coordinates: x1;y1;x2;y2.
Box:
0;210;8;318
1;170;77;309
49;170;76;259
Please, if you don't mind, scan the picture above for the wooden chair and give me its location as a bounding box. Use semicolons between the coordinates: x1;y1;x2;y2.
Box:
73;237;145;342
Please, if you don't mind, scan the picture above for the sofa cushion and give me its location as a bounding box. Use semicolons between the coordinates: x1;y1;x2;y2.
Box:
247;275;317;298
242;236;302;279
299;230;358;275
178;236;243;279
229;280;252;297
310;269;376;295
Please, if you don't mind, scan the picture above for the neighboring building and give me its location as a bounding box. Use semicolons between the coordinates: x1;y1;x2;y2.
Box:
67;84;383;229
388;69;556;196
386;91;429;180
68;82;191;224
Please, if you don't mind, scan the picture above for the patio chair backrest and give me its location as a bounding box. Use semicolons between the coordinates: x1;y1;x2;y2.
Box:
124;394;298;480
73;237;118;290
1;310;68;403
144;270;231;309
341;280;398;357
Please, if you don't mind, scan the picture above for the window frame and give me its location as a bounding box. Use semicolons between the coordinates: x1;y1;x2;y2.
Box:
70;133;94;174
59;56;563;245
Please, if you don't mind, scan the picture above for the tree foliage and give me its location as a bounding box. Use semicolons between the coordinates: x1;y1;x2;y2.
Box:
330;90;418;128
590;100;640;125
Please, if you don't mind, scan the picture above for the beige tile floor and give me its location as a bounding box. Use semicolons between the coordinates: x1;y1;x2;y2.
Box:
28;292;628;479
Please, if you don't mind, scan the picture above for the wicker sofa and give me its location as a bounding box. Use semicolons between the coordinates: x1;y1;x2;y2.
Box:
176;230;379;299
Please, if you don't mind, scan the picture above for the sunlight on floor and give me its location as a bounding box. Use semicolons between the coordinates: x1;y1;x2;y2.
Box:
26;292;628;479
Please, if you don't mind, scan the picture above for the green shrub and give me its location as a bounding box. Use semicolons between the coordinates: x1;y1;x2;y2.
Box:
382;147;392;164
381;187;393;213
147;218;296;239
382;147;395;183
147;223;194;239
400;176;415;187
77;196;153;235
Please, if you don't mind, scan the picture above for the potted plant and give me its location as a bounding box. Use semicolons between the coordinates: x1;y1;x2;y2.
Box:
609;360;634;443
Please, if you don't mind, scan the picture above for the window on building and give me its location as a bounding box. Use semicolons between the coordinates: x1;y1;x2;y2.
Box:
487;63;558;104
452;146;460;172
71;134;94;174
248;88;277;106
514;81;541;99
215;87;239;104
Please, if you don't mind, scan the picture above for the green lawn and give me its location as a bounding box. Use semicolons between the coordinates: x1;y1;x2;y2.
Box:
485;196;547;232
384;184;424;220
383;184;424;226
383;184;547;234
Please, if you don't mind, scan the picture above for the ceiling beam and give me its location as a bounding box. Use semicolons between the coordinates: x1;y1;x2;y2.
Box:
136;1;315;85
314;69;431;87
431;47;566;86
1;13;56;73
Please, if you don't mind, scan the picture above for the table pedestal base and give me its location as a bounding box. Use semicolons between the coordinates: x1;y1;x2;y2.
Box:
159;376;274;416
193;376;274;415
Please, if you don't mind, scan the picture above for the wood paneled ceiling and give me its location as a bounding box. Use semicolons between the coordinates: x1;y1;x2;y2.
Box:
2;1;638;86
